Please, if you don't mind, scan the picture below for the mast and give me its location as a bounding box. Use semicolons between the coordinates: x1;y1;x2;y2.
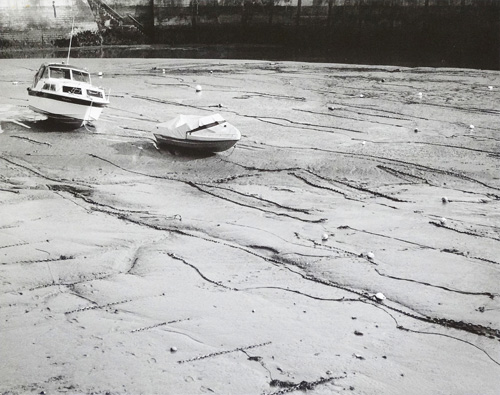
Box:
66;16;75;64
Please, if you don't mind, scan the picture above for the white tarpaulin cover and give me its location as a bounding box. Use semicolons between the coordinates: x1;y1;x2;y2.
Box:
154;114;240;142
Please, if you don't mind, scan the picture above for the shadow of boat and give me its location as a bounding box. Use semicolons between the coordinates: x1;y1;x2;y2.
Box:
22;118;88;132
156;143;216;159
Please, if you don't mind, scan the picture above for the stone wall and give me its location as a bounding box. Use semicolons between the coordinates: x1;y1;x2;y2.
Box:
0;0;498;71
0;0;97;47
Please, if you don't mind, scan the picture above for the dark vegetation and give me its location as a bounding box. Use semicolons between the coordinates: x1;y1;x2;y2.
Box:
53;27;146;47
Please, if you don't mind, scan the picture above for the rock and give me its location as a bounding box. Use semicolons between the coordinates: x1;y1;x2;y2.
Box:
442;197;448;203
367;252;375;260
195;85;202;92
469;124;475;129
414;128;419;133
359;94;364;98
354;330;364;336
488;85;493;90
374;292;386;302
170;346;177;352
439;217;447;225
321;233;329;241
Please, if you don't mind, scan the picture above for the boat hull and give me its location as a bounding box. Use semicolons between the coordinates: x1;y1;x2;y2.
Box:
154;134;238;153
28;88;105;126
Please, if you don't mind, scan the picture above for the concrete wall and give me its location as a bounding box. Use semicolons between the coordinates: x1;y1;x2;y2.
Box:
0;0;498;71
0;0;97;47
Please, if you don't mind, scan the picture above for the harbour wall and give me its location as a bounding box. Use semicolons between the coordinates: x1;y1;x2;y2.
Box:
0;0;498;69
0;0;97;46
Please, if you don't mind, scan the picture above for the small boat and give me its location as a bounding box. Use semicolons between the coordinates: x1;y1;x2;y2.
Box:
27;63;109;127
153;114;241;153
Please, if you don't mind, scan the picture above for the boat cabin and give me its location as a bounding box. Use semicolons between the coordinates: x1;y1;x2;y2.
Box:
31;63;104;100
33;63;91;86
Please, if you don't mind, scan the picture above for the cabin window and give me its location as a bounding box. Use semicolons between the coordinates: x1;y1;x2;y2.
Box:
34;66;46;86
49;67;71;80
63;86;82;94
72;70;90;83
42;83;56;91
87;89;103;99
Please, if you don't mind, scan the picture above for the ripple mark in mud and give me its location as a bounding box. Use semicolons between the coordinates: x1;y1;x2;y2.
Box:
188;181;326;223
167;252;233;290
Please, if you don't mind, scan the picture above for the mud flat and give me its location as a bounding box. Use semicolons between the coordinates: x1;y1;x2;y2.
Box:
0;59;499;394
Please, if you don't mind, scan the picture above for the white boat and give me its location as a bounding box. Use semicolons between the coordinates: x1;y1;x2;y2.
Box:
153;114;241;153
27;63;109;127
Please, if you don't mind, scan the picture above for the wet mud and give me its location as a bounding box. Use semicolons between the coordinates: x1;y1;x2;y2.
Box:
0;59;499;394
